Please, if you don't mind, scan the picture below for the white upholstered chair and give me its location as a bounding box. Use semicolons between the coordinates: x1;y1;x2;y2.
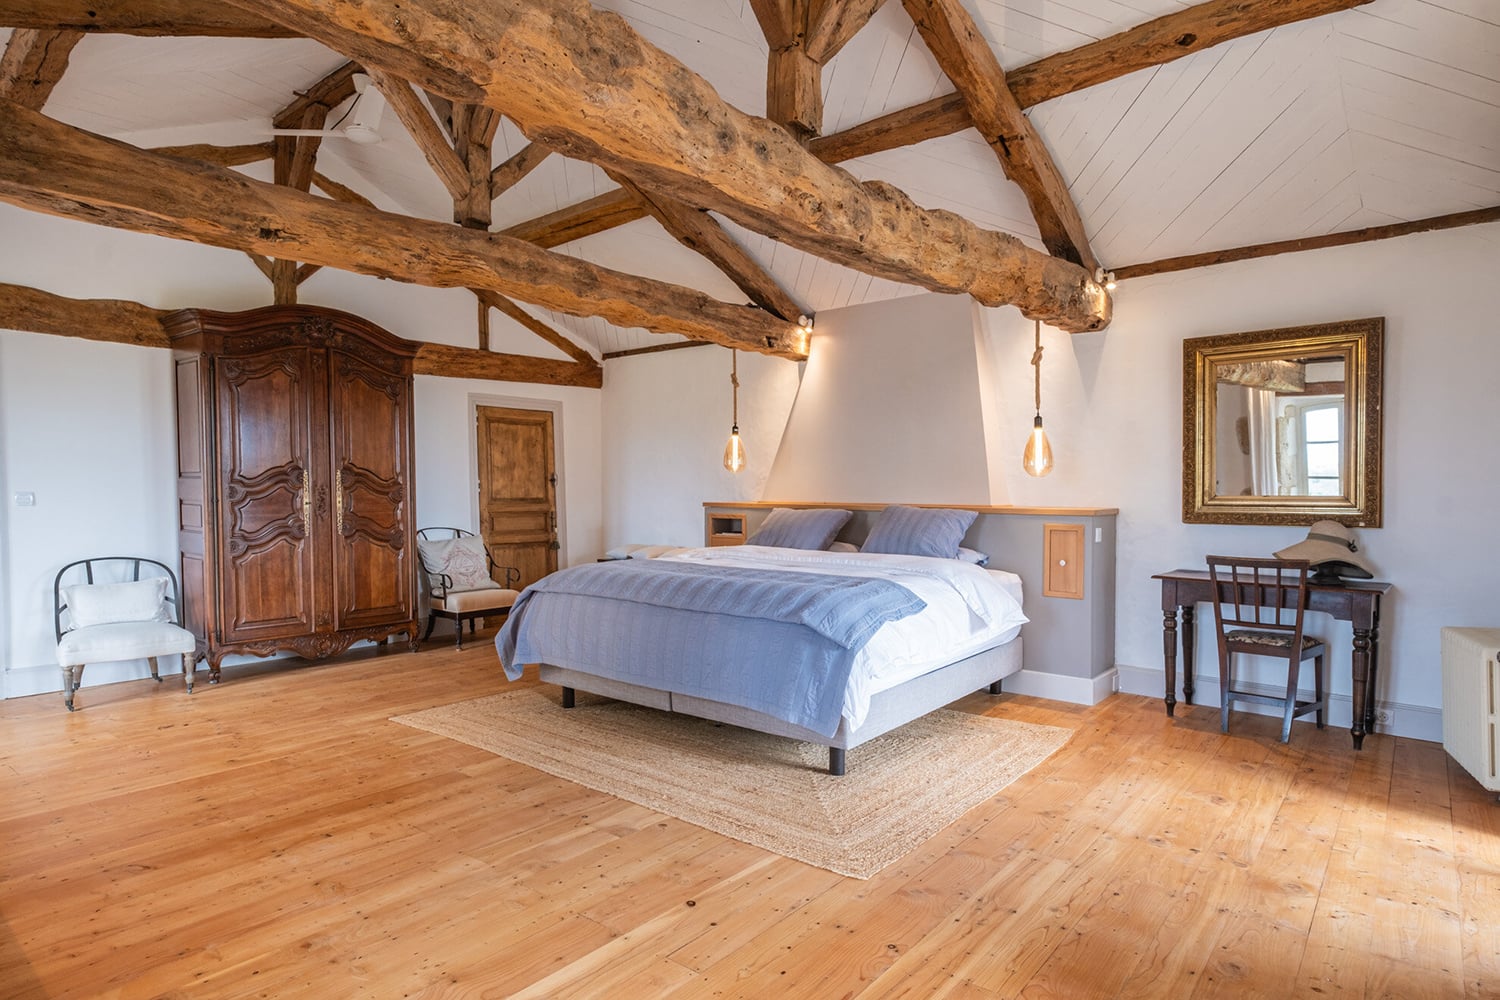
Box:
54;557;198;711
416;528;521;649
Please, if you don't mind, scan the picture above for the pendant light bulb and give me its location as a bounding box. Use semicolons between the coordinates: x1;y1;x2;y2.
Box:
723;426;746;473
723;348;746;474
1021;319;1054;477
1022;415;1054;477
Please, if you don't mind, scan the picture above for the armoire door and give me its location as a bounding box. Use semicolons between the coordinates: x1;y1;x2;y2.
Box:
477;405;557;590
214;347;324;644
328;349;414;630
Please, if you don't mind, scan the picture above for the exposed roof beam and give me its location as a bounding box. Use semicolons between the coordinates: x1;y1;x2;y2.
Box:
148;142;273;166
0;28;82;110
0;100;807;359
810;0;1374;164
902;0;1096;271
490;141;553;201
0;1;296;37
613;173;805;323
0;280;602;387
1115;206;1500;281
273;60;359;131
498;189;650;249
363;68;470;202
311;171;377;210
753;1;889;140
475;290;598;367
224;0;1108;332
0;280;171;347
806;0;891;62
604;339;711;360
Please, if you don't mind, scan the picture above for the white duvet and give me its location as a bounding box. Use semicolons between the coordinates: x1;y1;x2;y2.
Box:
662;546;1029;728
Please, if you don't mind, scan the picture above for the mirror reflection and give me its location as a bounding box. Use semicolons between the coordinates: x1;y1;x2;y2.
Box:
1183;318;1383;527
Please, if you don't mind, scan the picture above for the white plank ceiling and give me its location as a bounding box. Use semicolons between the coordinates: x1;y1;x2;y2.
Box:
6;0;1497;357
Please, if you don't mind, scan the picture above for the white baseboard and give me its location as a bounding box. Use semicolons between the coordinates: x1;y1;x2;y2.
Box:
1002;666;1118;706
1114;663;1443;743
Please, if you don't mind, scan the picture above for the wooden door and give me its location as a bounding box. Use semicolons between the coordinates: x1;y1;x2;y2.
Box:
328;349;415;630
477;406;557;589
214;347;322;644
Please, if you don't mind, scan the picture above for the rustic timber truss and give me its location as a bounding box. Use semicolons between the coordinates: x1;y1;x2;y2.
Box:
0;0;1495;386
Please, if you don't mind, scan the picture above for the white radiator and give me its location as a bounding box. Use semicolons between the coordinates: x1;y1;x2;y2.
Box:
1441;627;1500;794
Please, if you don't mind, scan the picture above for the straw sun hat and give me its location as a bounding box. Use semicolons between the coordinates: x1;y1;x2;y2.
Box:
1273;520;1374;580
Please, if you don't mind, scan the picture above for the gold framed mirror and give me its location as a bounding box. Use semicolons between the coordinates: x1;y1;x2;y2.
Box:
1183;317;1383;526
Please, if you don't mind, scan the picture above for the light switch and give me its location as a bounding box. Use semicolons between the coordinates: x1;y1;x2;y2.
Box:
13;491;36;507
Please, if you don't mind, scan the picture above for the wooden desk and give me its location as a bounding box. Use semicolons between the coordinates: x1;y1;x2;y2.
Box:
1153;569;1392;749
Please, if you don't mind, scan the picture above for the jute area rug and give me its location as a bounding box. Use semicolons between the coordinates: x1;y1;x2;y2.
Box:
391;688;1071;879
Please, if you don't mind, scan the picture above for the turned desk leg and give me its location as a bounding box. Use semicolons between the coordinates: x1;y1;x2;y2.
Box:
1351;628;1373;749
1181;606;1196;706
1162;609;1178;717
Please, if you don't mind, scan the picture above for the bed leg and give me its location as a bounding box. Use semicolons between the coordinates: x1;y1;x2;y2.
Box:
561;686;575;709
827;747;846;776
988;680;1003;695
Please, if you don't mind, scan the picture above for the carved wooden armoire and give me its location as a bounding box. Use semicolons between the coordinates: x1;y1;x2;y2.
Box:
165;305;420;679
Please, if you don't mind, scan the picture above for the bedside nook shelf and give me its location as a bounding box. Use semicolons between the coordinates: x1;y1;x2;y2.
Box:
706;512;747;546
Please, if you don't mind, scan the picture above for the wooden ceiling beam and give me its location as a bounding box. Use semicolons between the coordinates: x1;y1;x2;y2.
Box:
490;141;553;201
475;289;598;367
613;173;805;323
311;171;377;210
0;280;602;387
363;67;470;202
149;142;273;166
224;0;1107;331
273;60;359;130
1114;206;1500;281
0;28;82;110
902;0;1096;271
0;280;171;347
811;0;1373;165
0;99;806;359
805;0;891;62
498;189;650;249
0;1;297;37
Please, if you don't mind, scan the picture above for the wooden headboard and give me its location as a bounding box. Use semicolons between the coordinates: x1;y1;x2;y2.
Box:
702;501;1119;704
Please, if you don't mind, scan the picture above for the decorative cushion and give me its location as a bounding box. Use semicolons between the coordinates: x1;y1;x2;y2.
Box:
628;545;689;559
431;588;520;614
57;621;196;667
62;578;170;628
957;547;989;566
418;536;497;592
745;507;852;550
1226;629;1322;650
861;505;978;559
829;541;859;553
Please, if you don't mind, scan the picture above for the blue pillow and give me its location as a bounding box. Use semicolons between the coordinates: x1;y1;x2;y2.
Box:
861;505;978;559
745;507;852;550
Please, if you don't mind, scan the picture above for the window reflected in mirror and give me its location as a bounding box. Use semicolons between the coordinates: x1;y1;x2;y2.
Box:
1184;318;1382;526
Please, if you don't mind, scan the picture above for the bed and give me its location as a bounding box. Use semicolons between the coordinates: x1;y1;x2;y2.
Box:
495;506;1030;775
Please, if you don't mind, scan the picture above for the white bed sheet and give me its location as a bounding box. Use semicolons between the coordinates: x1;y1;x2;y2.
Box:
661;546;1028;728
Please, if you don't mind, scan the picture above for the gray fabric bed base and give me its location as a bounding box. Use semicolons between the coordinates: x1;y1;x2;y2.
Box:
536;636;1023;774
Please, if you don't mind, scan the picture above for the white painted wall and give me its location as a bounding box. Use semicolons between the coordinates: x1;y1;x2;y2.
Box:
0;205;605;697
602;345;802;548
602;222;1500;739
764;293;1000;505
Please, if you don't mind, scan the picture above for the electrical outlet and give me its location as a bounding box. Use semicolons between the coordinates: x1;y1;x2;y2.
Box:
1373;707;1394;727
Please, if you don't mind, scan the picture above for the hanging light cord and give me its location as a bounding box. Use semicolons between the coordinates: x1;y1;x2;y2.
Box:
1030;319;1044;416
730;349;740;428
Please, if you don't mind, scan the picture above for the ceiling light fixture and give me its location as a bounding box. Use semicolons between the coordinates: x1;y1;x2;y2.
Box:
1022;318;1054;478
1094;266;1117;291
723;348;746;474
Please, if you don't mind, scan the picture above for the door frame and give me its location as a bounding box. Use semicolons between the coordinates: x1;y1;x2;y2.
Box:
466;393;568;570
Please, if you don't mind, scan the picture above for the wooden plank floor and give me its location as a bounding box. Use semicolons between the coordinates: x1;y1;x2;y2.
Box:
2;637;1496;998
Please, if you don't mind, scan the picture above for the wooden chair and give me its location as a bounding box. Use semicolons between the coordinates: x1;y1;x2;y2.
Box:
416;527;521;649
1206;555;1327;743
54;556;197;711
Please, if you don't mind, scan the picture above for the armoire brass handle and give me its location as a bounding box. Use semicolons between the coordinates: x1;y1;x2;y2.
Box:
301;483;312;536
335;469;344;532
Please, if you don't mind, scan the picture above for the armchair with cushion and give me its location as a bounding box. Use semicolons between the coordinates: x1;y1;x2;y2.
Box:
416;528;522;649
54;556;198;711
